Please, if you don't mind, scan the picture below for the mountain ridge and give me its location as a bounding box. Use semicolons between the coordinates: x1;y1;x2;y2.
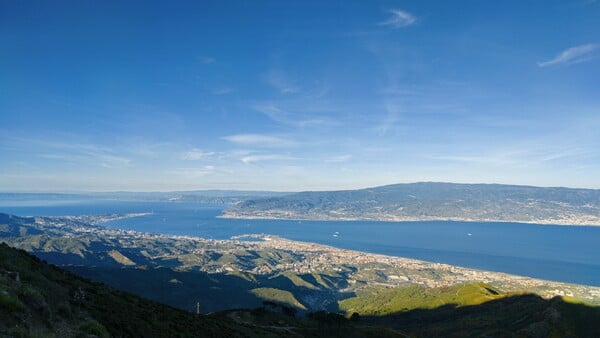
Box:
222;182;600;225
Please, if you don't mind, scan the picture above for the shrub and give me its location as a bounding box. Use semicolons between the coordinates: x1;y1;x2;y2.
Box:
78;319;110;338
56;301;72;318
17;284;46;308
0;293;25;311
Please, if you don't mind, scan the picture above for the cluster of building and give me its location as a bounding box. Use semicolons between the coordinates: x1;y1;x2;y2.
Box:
31;215;600;305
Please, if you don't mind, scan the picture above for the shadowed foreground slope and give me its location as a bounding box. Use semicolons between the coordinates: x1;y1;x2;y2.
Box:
2;241;600;337
0;242;412;337
0;242;301;337
381;294;600;337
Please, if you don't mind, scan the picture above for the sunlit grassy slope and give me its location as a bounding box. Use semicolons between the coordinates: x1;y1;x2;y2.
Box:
250;287;307;310
340;282;600;337
339;282;507;315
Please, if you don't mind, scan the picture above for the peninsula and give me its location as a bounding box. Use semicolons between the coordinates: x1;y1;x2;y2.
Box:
222;182;600;226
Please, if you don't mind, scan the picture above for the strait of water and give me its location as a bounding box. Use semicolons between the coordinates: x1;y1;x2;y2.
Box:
1;199;599;286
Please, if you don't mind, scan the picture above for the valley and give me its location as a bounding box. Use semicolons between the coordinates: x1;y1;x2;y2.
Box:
1;212;599;316
4;241;599;337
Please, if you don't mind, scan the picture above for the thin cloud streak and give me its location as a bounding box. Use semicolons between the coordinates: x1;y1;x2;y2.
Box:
213;87;234;95
2;135;132;168
379;9;416;28
221;133;297;147
325;155;352;163
427;146;592;167
181;149;215;160
170;166;217;178
199;56;216;64
264;69;300;94
538;43;598;67
253;104;333;127
240;154;299;164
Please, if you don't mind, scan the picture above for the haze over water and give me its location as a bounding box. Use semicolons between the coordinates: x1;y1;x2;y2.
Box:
2;199;599;287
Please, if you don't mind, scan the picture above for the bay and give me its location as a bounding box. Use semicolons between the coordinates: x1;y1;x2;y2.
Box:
2;200;599;286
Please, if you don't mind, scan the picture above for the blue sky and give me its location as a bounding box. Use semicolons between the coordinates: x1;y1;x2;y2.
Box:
1;0;599;192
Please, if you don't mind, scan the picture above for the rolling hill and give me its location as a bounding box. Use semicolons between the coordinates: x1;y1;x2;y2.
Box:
0;242;297;337
2;212;600;337
3;242;600;337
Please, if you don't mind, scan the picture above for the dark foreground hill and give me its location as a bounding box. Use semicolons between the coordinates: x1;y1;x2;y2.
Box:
2;242;600;337
0;242;297;337
223;182;600;225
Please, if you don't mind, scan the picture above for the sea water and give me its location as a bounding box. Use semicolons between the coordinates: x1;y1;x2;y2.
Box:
2;200;599;286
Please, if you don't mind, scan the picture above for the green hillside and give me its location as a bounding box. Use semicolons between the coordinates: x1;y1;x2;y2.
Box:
2;241;600;337
0;242;402;337
339;282;507;315
0;242;298;337
340;282;600;337
250;287;307;310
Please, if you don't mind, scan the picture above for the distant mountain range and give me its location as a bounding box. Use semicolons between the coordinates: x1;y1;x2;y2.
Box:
222;182;600;225
0;190;290;205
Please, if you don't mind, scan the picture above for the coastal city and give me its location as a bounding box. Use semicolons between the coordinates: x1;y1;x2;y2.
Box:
23;214;600;305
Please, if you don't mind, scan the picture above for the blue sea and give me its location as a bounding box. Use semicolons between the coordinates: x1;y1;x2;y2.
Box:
1;199;600;287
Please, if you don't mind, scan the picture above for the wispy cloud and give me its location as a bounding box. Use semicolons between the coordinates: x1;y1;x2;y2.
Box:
57;149;131;168
181;148;215;160
428;146;592;167
99;155;132;168
254;104;333;127
213;87;234;95
240;154;299;164
221;133;296;147
199;56;216;64
379;9;416;29
171;165;216;178
2;135;132;169
375;101;403;136
325;155;352;163
538;43;598;67
36;152;131;168
264;69;300;94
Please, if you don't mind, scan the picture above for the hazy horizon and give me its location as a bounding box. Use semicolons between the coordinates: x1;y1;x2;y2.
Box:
2;1;599;191
3;180;600;194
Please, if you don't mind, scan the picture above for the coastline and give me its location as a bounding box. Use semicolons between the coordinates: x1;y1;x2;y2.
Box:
219;213;600;227
48;212;153;225
4;213;600;306
115;226;600;304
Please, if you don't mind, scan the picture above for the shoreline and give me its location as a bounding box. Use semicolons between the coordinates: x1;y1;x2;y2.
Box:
7;213;600;305
79;219;600;297
82;220;600;296
218;213;600;227
56;216;599;293
48;212;153;225
181;231;600;303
